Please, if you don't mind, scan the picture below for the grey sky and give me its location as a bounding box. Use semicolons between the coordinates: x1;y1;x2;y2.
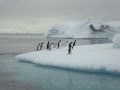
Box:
0;0;120;33
0;0;120;20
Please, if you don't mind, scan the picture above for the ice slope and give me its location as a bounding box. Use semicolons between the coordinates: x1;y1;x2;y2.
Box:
16;44;120;74
46;19;120;38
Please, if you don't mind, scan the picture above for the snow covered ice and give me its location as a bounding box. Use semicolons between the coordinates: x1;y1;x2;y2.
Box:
16;43;120;74
46;19;120;39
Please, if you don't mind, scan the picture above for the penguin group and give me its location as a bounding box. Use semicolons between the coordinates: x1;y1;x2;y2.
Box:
36;40;77;55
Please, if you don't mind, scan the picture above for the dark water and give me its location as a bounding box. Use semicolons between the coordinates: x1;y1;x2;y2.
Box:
1;54;120;90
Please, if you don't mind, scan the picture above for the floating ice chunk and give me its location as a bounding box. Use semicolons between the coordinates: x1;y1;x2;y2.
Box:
112;34;120;48
16;44;120;74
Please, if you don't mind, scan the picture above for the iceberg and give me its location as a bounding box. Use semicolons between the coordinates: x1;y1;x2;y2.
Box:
46;19;120;39
16;44;120;74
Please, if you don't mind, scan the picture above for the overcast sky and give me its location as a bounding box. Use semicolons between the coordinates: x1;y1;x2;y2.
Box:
0;0;120;33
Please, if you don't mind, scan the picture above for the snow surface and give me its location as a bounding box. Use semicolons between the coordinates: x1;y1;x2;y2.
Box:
112;34;120;48
46;19;120;39
16;44;120;74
